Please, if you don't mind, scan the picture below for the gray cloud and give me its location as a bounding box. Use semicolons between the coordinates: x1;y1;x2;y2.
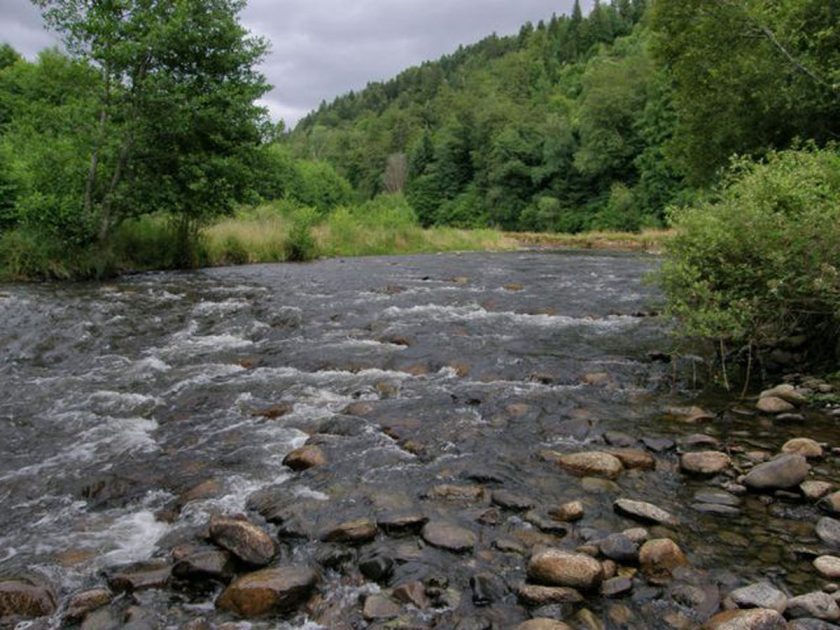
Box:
1;0;586;126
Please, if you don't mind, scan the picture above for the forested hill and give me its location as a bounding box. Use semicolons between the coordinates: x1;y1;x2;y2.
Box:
287;0;674;232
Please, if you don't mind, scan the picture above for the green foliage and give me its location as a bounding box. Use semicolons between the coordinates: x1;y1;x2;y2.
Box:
284;206;319;262
660;147;840;358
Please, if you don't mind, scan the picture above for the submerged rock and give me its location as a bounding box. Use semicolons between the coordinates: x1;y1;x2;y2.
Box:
785;592;840;621
209;516;276;566
64;588;112;624
742;454;810;491
609;448;656;471
549;501;585;522
515;584;583;606
321;519;378;544
801;481;834;501
216;567;318;618
705;608;787;629
421;521;476;553
614;498;679;526
527;549;604;590
813;556;840;579
0;579;57;622
816;517;840;549
639;539;688;584
551;451;624;480
819;491;840;515
108;562;171;593
514;620;572;630
757;397;795;414
680;451;732;475
728;582;788;614
282;445;326;471
172;550;235;583
362;593;401;621
782;438;823;459
491;490;535;511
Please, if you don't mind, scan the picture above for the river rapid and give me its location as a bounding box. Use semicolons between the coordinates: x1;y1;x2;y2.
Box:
0;251;838;629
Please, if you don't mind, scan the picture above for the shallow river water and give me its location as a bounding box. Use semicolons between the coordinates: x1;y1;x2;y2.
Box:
0;251;838;629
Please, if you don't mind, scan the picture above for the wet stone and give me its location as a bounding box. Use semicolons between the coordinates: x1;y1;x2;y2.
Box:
491;489;535;511
549;500;585;522
680;451;732;476
172;550;235;583
743;454;811;491
282;445;326;471
598;533;640;563
525;511;569;535
641;437;676;453
314;544;353;570
107;562;172;593
786;592;840;621
209;516;276;566
552;451;624;480
421;521;476;553
363;593;400;621
528;549;604;590
802;482;834;501
602;576;633;598
321;518;378;544
757;397;796;414
393;581;430;609
729;582;788;613
814;556;840;579
614;498;679;526
609;448;657;471
680;434;721;449
514;620;573;630
819;492;840;516
0;579;57;622
470;573;508;606
604;431;637;447
639;539;688;584
706;608;787;629
693;503;741;516
216;567;318;618
64;588;112;624
377;511;428;535
816;518;840;549
694;490;741;507
516;584;583;606
783;439;824;459
358;549;395;582
426;484;485;502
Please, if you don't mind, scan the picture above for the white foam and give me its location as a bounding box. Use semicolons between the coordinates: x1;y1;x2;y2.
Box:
292;486;330;501
191;299;250;316
95;510;171;566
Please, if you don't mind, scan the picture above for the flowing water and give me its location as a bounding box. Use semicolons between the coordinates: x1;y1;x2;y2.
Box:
0;251;837;629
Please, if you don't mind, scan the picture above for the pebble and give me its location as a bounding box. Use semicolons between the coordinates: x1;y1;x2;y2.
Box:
786;591;840;621
729;582;788;613
614;498;679;526
814;556;840;580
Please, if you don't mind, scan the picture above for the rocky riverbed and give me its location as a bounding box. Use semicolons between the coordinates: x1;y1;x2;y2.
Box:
0;251;838;629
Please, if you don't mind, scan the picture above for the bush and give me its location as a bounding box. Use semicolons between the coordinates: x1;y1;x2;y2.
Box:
660;146;840;362
284;206;319;262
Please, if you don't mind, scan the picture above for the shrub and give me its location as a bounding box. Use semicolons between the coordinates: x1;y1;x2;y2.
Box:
285;206;319;262
660;146;840;364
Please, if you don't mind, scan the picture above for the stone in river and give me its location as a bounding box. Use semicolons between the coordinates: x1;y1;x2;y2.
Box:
817;517;840;549
64;588;112;624
393;581;430;609
609;448;656;471
598;533;639;564
785;592;840;621
362;594;400;621
377;511;428;535
549;500;585;522
602;576;633;598
421;521;476;553
107;562;172;593
742;454;810;491
515;584;583;606
282;445;326;471
321;519;378;545
641;436;676;453
680;451;732;475
514;620;573;630
801;481;833;501
639;539;688;584
705;609;787;629
552;451;624;480
728;582;788;613
0;579;57;622
663;405;716;423
814;556;840;579
426;484;485;502
818;491;840;515
604;431;637;447
760;384;808;405
783;438;823;459
527;549;604;590
209;516;276;566
216;567;318;618
614;498;679;526
491;489;535;511
694;490;741;507
757;396;795;414
172;550;235;583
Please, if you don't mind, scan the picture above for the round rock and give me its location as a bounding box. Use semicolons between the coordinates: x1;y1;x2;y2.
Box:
514;620;572;630
729;582;788;613
757;397;795;414
742;454;810;491
816;517;840;549
216;567;318;618
614;498;678;526
282;445;326;471
782;438;823;459
705;608;787;629
554;451;624;480
209;516;276;566
639;539;688;584
421;521;476;553
680;451;732;475
786;591;840;621
527;549;604;590
0;579;57;621
814;556;840;579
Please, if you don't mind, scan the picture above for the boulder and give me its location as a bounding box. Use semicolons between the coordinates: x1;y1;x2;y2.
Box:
729;582;788;614
0;579;56;622
705;608;787;629
813;556;840;579
681;451;732;475
282;445;326;471
614;499;679;526
209;516;276;566
527;549;604;590
552;451;624;480
639;539;688;584
421;521;476;553
216;567;318;618
742;454;810;491
786;592;840;621
782;439;823;459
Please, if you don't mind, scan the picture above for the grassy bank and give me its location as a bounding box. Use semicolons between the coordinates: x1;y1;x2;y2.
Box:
0;196;672;281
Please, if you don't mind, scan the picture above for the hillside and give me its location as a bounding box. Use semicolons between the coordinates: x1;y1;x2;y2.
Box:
286;0;680;232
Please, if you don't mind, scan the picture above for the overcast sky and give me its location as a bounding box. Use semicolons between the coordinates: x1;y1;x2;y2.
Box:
0;0;587;127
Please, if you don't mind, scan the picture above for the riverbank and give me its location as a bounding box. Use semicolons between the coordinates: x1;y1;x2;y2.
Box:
0;203;671;281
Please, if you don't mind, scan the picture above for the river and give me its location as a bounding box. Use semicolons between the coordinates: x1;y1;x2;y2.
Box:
0;251;837;628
